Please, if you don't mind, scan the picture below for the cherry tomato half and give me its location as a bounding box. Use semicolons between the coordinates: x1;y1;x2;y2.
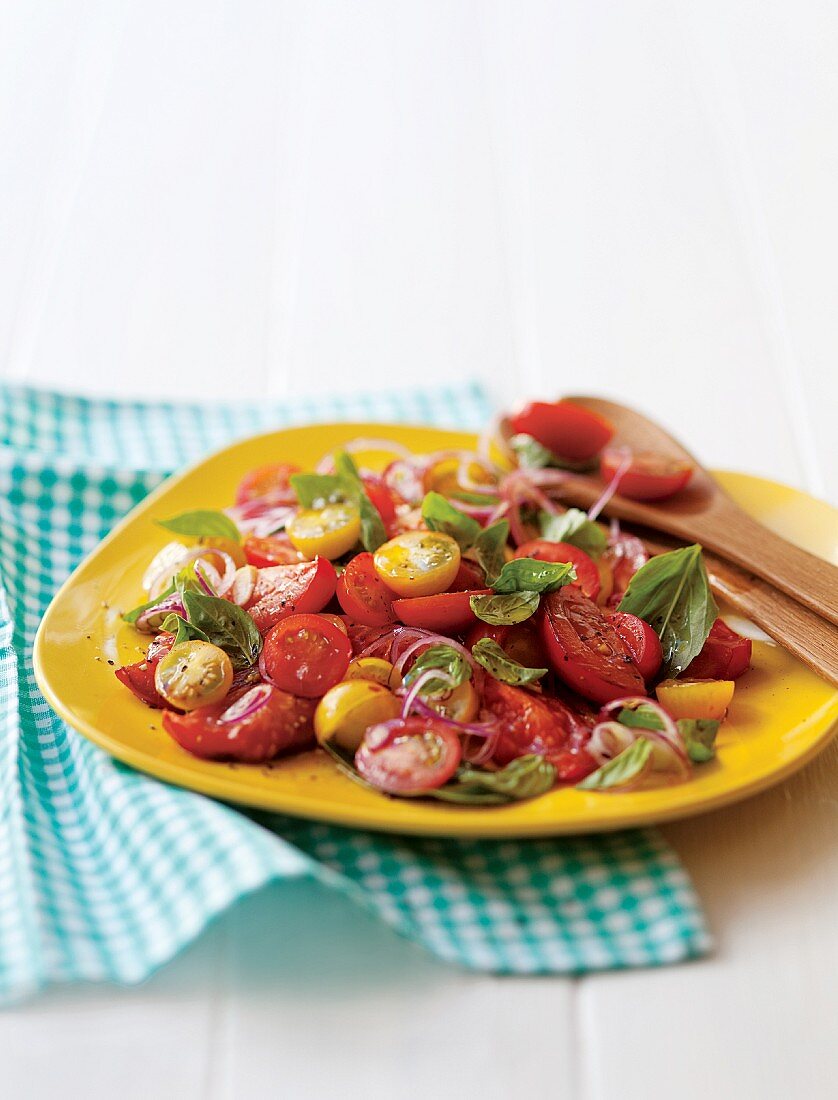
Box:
261;613;352;698
354;717;462;793
600;448;693;501
243;534;303;568
114;631;175;708
514;539;601;600
336;551;397;627
362;477;398;527
235;462;301;505
373;530;461;598
245;557;337;633
392;589;492;634
509;400;614;462
602;533;648;604
685;619;752;680
448;558;487;592
162;684;317;762
609;611;663;681
541;586;646;704
154;640;234;711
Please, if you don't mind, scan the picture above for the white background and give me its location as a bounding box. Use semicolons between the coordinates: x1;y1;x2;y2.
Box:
2;3;837;1098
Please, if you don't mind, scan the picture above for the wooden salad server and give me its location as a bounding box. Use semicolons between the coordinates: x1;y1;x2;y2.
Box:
556;396;838;629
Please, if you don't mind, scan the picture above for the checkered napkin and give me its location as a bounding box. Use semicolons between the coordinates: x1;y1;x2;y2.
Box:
0;381;711;1004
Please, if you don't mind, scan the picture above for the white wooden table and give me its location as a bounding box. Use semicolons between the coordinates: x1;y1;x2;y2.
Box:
2;3;836;1097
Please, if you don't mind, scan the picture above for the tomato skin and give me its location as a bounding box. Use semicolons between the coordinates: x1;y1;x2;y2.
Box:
449;559;487;592
600;449;693;501
392;589;492;634
245;557;337;633
243;534;302;568
115;632;175;708
541;586;646;704
261;613;353;698
465;621;547;669
609;611;663;681
162;686;316;763
362;477;398;527
602;533;648;605
235;463;301;505
514;540;601;600
336;552;398;627
355;717;462;793
509;400;614;461
685;619;752;680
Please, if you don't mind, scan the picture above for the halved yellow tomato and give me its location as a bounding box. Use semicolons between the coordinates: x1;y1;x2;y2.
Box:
424;457;496;497
287;502;361;560
373;531;461;598
344;656;403;690
154;640;234;711
314;680;402;752
427;678;479;723
656;678;735;721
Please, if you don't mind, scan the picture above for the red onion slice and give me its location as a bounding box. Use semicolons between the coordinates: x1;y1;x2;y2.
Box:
587;447;632;521
400;668;458;718
220;684;273;723
136;592;185;633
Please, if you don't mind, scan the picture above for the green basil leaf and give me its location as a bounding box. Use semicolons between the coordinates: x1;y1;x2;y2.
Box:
289;472;349;508
401;643;471;696
471;638;547;686
160;613;210;647
617;544;718;677
490;557;576;594
616;704;666;731
181;591;262;669
538;508;607;557
157;509;240;542
333;451;388;552
123;582;175;624
428;755;557;804
421;491;482;550
472;519;509;581
510;433;597;473
576;738;653;790
678;718;720;763
450;490;501;506
469;590;540;625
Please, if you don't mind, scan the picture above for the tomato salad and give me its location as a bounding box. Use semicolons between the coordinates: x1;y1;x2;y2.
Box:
114;399;751;803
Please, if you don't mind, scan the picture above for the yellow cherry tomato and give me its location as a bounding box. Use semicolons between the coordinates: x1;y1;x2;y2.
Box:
656;678;735;721
373;530;461;597
154;640;234;712
427;678;479;723
424;457;497;497
344;657;403;690
314;680;402;753
199;536;247;569
287;502;361;560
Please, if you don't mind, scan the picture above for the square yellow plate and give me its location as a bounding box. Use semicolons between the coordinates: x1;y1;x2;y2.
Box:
33;422;838;838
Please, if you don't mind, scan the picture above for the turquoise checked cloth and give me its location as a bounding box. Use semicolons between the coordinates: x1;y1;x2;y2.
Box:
0;381;711;1004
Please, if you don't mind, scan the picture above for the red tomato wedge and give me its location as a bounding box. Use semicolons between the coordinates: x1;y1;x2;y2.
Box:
235;462;301;505
245;558;337;633
514;539;601;600
336;551;397;627
609;611;663;681
114;632;175;708
355;718;462;793
162;685;316;762
685;619;752;680
600;448;693;501
362;477;398;527
392;589;492;634
481;678;596;781
509;400;614;461
448;559;487;592
465;621;547;669
602;533;648;605
261;613;352;698
243;534;303;568
541;586;646;704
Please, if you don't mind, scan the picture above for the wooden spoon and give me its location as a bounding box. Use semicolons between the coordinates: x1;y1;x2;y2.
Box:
556;396;838;627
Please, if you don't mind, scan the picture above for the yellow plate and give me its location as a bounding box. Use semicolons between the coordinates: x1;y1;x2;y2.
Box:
33;422;838;838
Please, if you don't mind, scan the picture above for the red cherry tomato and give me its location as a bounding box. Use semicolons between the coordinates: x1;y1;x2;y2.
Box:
541;586;646;704
336;551;397;627
261;613;352;698
602;533;648;605
449;559;487;592
162;684;316;762
355;717;462;793
513;539;601;600
235;462;301;505
480;678;595;779
114;632;175;708
392;589;492;634
243;534;302;568
245;557;337;633
600;448;693;501
609;611;663;681
509;400;614;462
362;477;398;527
685;619;752;680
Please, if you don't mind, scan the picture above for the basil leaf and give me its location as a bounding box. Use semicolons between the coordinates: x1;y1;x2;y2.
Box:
469;590;540;625
510;433;597;473
402;643;471;696
576;738;653;790
333;451;387;552
616;704;666;731
181;591;262;669
490;557;576;594
428;755;557;805
450;490;501;506
539;508;607;557
157;509;240;542
471;638;547;686
174;561;209;596
617;544;718;677
289;473;348;508
421;491;482;550
678;718;720;763
160;613;209;647
473;519;509;581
